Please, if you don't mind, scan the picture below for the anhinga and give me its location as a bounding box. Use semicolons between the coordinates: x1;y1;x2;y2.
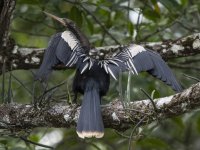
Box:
36;12;182;139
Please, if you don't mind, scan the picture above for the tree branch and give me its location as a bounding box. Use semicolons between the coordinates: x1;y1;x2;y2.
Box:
0;0;16;50
0;82;199;131
169;62;200;71
0;33;200;72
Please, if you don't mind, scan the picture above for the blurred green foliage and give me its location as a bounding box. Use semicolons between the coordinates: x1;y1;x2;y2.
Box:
0;0;200;149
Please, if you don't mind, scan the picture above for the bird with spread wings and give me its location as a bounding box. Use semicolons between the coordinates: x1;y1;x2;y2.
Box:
36;12;182;139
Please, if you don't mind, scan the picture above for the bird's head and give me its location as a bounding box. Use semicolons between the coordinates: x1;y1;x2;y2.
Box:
43;11;76;28
44;11;91;49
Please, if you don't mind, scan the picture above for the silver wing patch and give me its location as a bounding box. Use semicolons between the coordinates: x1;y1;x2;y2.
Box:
97;44;146;79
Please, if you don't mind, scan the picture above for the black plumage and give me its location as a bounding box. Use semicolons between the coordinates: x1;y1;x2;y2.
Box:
36;12;182;139
74;64;109;138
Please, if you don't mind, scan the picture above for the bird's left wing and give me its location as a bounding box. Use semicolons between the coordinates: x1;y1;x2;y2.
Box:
35;31;92;81
99;44;182;92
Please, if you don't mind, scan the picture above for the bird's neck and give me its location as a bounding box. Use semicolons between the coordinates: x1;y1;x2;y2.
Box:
68;25;91;50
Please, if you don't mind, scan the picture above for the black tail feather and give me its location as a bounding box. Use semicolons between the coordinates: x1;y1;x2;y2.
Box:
76;79;104;138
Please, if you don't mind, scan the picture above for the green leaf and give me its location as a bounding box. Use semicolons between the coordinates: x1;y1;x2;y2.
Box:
196;116;200;133
137;137;170;149
69;6;83;27
0;140;7;145
150;90;156;99
143;7;160;21
157;0;181;11
29;135;40;143
180;0;188;6
85;17;94;34
171;117;185;129
151;0;161;14
128;21;134;37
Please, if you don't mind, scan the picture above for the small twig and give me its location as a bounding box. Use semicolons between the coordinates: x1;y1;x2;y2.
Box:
66;83;72;104
1;59;6;103
140;21;177;41
20;136;54;150
127;0;131;21
126;71;131;104
36;80;68;107
33;82;48;108
64;0;121;45
135;8;142;42
38;86;58;107
180;58;200;64
80;4;121;45
43;81;66;94
169;63;200;71
18;15;58;29
11;74;33;96
11;29;50;37
115;130;143;140
176;20;196;32
128;116;146;150
118;71;125;109
7;70;13;103
125;108;150;115
183;74;200;82
140;88;163;129
140;88;158;112
100;32;106;46
32;81;36;105
84;141;101;150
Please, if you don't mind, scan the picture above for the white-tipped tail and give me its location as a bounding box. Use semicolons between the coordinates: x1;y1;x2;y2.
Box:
77;131;104;139
76;79;104;138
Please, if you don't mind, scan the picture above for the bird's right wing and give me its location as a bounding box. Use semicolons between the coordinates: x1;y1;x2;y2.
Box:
100;44;182;92
35;31;92;81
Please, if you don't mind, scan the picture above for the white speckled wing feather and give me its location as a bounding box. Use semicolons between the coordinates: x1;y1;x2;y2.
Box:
36;31;92;81
100;44;182;92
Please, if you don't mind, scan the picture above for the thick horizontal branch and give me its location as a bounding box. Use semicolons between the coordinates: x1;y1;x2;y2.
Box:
0;82;199;131
0;33;200;72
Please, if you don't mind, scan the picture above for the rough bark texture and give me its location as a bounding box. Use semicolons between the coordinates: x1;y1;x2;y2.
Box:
0;0;16;71
0;82;199;131
0;0;15;47
0;33;200;73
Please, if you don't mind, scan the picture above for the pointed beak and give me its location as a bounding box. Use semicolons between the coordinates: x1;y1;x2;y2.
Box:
43;11;66;26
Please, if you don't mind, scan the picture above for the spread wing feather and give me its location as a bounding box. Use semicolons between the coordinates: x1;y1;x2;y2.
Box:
35;31;90;81
36;31;182;92
35;33;61;81
103;44;182;92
